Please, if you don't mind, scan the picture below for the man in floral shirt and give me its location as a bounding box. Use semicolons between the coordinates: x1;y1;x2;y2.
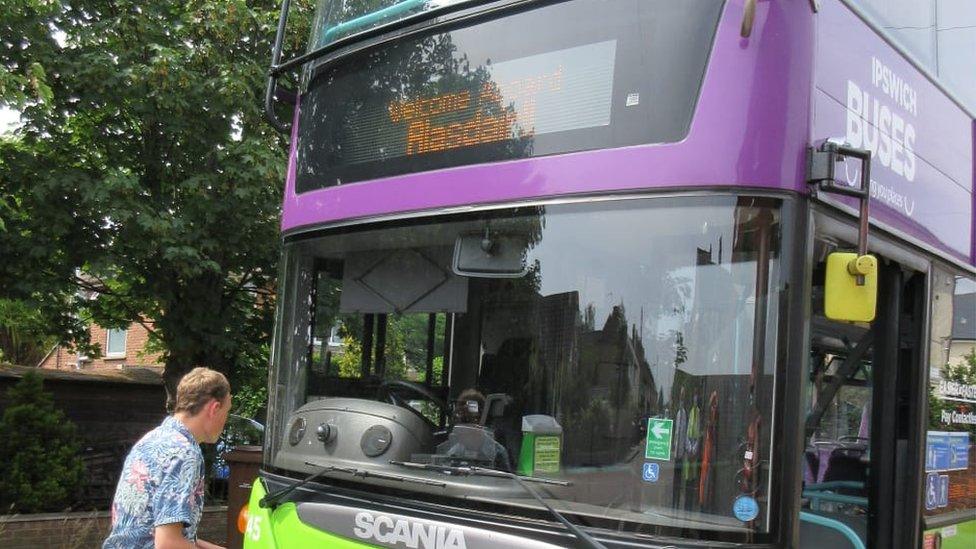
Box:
104;368;231;549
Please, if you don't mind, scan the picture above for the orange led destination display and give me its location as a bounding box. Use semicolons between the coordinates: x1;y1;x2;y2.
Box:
338;40;616;166
387;68;564;155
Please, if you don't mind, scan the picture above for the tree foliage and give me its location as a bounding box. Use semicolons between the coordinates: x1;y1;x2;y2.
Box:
0;371;84;512
229;341;270;421
0;0;312;403
331;313;446;382
0;298;57;366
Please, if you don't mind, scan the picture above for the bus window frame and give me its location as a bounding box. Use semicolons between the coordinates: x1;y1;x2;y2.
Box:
922;262;976;534
263;189;807;546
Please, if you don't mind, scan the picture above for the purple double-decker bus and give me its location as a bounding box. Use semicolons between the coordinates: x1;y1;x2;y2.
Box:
241;1;976;548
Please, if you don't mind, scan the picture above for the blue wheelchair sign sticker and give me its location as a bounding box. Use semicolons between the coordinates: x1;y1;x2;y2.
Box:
733;495;760;522
642;462;659;482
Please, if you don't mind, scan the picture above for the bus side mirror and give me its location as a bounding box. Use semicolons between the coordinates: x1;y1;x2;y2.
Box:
824;252;878;322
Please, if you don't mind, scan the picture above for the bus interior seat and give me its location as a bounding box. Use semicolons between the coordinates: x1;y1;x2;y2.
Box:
804;444;867;497
481;393;518;466
804;450;819;484
822;448;867;491
480;393;513;425
479;338;534;463
807;403;869;488
436;424;512;470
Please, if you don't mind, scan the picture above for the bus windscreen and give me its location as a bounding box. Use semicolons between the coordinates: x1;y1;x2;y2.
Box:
295;0;724;192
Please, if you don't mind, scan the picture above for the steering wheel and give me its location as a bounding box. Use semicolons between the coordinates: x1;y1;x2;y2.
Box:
377;380;449;430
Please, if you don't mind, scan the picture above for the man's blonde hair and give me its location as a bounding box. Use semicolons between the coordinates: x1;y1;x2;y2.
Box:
174;367;230;416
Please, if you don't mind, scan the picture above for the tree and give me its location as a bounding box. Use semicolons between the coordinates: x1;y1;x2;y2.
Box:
335;333;366;379
229;341;270;421
332;313;436;381
0;0;312;403
0;298;57;366
0;371;84;512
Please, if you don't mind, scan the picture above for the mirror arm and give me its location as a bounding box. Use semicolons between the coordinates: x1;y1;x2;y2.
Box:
807;141;874;284
741;0;757;38
265;0;294;133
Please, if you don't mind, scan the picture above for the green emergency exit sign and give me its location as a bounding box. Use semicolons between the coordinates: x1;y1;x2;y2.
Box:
645;418;673;461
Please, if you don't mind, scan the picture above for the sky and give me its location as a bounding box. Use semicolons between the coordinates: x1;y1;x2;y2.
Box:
861;0;976;110
0;106;20;135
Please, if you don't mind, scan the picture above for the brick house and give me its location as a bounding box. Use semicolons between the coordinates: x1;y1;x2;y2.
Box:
37;321;164;371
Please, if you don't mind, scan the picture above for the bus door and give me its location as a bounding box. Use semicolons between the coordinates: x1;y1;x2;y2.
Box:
798;217;928;549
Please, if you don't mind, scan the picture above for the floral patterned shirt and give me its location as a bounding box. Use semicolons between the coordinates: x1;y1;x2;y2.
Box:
103;415;205;549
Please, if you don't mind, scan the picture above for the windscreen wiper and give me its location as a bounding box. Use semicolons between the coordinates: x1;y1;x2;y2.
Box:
389;460;607;549
389;460;569;485
307;461;449;487
260;461;446;509
259;463;343;508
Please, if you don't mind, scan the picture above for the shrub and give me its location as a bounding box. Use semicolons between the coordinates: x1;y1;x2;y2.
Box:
0;371;84;512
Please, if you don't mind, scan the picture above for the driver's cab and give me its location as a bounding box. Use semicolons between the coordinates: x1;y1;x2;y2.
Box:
272;241;545;483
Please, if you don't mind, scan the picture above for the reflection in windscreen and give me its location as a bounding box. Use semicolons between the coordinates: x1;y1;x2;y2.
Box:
276;196;783;535
308;0;473;49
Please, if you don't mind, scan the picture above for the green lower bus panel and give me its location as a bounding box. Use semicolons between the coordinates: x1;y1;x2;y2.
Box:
243;478;377;549
922;519;976;549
